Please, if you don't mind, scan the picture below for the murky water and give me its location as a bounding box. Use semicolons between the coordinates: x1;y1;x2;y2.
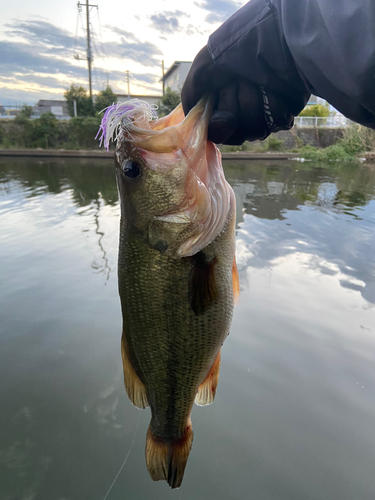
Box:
1;158;375;500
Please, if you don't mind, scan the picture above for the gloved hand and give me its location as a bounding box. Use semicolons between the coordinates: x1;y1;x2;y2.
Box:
181;46;306;145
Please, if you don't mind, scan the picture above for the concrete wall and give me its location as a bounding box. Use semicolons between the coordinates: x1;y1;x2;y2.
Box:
272;127;344;149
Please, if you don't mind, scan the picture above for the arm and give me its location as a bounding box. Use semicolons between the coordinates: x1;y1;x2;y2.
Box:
209;0;375;127
182;0;375;144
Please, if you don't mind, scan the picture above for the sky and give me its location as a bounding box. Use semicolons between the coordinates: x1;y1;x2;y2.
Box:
0;0;245;105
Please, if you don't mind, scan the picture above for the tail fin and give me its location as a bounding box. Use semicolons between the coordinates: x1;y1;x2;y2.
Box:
145;423;194;489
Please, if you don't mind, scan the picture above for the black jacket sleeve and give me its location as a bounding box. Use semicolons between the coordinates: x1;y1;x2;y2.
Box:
208;0;375;128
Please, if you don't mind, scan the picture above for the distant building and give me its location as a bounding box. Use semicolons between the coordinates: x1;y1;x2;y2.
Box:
115;94;162;106
307;95;327;106
161;61;192;93
33;100;70;119
5;109;20;116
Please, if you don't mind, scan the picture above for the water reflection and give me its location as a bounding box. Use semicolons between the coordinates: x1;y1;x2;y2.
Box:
1;158;375;500
221;161;375;305
91;199;112;282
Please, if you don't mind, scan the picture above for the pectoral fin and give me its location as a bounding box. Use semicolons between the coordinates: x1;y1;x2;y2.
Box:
188;252;218;316
232;256;240;305
195;349;221;406
121;334;149;409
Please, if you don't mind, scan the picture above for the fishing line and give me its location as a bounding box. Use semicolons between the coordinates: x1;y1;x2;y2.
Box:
97;7;104;45
74;9;80;52
102;411;141;500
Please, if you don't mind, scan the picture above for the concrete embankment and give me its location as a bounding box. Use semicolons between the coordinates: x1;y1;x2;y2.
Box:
0;148;300;160
0;148;374;161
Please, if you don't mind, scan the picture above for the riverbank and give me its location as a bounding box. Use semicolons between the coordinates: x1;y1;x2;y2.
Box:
1;148;375;161
0;149;300;160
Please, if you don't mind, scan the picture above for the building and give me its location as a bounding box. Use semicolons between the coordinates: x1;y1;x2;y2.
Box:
161;61;192;93
115;94;162;106
307;95;327;106
33;100;70;119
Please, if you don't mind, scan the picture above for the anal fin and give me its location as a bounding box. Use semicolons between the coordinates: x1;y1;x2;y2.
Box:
146;421;193;489
195;349;221;406
121;334;149;409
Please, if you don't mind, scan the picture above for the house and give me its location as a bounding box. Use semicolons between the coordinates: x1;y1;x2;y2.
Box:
33;100;70;119
161;61;192;93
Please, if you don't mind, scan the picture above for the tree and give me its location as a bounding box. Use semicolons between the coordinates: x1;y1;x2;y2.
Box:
18;105;33;119
157;87;181;117
94;86;118;114
299;104;330;117
64;85;94;117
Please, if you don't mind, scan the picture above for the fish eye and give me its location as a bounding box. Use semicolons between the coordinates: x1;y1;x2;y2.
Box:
122;160;141;179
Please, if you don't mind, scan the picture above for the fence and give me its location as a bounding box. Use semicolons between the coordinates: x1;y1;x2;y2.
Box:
294;116;349;128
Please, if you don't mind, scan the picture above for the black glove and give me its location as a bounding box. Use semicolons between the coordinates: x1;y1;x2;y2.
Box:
181;46;306;145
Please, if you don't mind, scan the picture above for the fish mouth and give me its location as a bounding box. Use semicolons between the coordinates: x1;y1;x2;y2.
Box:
122;96;234;257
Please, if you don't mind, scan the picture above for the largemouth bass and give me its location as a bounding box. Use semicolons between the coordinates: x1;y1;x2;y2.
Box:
98;97;239;488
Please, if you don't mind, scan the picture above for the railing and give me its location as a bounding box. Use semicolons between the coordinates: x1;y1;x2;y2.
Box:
294;116;349;128
0;114;71;120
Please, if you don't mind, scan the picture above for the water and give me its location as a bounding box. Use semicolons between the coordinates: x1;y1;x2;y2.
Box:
1;158;375;500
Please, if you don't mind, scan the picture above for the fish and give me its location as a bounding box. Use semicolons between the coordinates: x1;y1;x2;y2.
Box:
98;96;239;488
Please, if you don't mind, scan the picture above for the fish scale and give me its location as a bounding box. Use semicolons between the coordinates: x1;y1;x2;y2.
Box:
119;216;234;439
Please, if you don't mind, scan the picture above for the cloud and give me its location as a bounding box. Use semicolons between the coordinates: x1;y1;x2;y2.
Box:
0;40;88;78
99;40;161;67
131;72;159;84
5;19;86;57
5;19;161;70
196;0;242;23
0;19;162;102
98;27;162;67
149;10;188;35
108;27;139;42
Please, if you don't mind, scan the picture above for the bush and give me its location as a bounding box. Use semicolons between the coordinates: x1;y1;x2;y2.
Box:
299;104;330;117
300;143;353;161
298;123;375;160
32;112;59;148
341;123;375;155
157;88;181;117
0;114;103;150
263;136;284;152
68;116;102;149
220;141;253;153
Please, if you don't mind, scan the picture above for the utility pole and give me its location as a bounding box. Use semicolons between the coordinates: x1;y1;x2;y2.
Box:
86;0;92;98
76;1;98;98
126;70;130;98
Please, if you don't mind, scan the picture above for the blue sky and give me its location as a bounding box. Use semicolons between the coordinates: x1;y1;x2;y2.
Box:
0;0;244;105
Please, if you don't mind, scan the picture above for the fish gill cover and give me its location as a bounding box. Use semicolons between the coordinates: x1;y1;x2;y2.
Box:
96;100;158;151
